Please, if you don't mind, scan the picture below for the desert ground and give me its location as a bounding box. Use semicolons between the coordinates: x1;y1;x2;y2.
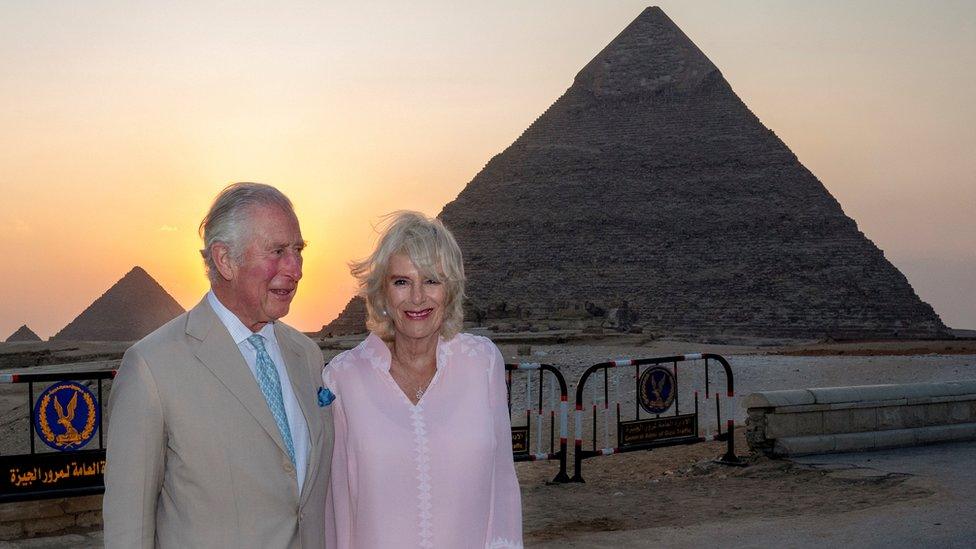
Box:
1;333;974;546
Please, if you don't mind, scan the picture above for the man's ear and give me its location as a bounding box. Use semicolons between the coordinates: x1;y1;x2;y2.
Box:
212;242;237;281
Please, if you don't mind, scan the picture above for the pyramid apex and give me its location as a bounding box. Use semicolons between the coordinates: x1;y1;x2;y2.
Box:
573;6;720;97
430;7;948;340
51;266;185;341
5;324;41;342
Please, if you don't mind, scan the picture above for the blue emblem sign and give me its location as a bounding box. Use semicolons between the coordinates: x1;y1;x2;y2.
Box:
638;366;676;414
33;381;100;452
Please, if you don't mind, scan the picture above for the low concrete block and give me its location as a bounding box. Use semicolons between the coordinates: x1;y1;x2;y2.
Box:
924;402;951;425
75;510;102;528
773;403;830;414
793;411;825;436
900;405;927;429
774;435;836;456
745;381;976;457
63;495;103;514
0;500;64;522
0;522;24;542
874;428;918;449
949;402;972;423
24;514;75;537
834;431;879;453
765;413;797;440
822;409;852;435
807;386;863;405
877;406;905;430
743;389;815;409
915;423;976;444
849;408;879;432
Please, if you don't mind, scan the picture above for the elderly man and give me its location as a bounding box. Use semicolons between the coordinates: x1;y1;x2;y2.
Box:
104;183;333;548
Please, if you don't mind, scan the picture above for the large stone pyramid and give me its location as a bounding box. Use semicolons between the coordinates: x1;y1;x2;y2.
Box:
52;266;185;341
5;325;41;342
314;296;367;337
432;7;946;339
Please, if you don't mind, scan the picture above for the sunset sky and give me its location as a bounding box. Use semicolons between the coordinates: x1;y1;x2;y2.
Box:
2;1;974;339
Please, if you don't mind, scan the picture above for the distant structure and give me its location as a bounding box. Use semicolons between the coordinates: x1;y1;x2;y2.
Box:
329;7;948;339
4;325;41;342
314;296;367;338
51;266;185;341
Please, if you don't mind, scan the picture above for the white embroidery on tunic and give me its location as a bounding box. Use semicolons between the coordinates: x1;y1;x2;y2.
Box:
486;537;523;549
411;406;434;548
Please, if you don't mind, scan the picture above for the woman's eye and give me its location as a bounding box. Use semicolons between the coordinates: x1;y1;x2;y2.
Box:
425;279;441;285
392;279;407;286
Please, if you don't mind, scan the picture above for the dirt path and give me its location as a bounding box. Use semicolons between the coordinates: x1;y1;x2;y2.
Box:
518;432;933;544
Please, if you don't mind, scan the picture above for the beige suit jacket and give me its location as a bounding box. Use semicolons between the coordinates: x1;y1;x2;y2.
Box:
103;297;334;549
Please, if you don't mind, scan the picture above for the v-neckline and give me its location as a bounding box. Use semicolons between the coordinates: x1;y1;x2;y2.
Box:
375;334;445;408
391;364;443;408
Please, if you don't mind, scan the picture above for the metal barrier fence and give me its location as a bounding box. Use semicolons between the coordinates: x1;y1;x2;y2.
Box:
1;356;737;499
572;353;741;482
0;370;116;503
505;363;570;483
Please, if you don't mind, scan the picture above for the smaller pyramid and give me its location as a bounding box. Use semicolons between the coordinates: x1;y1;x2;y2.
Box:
316;296;367;337
52;266;186;341
5;325;41;342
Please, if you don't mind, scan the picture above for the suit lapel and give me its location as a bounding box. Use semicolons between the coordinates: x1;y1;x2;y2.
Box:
275;324;323;506
186;299;291;460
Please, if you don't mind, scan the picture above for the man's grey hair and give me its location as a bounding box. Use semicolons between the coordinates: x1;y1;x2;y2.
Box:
199;182;296;284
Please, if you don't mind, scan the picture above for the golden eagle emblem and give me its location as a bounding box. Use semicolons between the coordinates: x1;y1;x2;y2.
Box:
34;381;99;451
638;366;676;414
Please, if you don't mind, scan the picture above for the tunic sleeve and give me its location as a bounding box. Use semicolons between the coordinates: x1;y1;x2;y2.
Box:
323;366;354;549
485;343;524;549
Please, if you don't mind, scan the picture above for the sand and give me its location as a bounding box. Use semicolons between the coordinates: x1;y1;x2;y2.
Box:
1;335;973;545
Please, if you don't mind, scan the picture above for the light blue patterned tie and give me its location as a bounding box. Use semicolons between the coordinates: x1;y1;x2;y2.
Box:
247;334;296;464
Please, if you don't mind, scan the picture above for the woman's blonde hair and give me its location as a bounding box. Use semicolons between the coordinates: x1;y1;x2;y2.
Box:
350;211;466;340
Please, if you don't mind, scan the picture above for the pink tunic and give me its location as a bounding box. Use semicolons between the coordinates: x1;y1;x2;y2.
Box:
323;332;523;549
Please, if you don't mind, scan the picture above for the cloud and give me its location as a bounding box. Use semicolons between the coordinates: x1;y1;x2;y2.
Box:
158;225;178;232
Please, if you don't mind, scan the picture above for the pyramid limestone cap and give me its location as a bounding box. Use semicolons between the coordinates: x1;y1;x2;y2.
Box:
51;265;186;341
5;324;42;342
573;6;721;96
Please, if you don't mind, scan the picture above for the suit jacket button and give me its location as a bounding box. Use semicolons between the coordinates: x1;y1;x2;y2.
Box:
284;461;295;473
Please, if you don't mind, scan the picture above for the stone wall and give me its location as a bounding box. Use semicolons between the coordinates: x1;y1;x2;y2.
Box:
0;495;101;540
745;381;976;456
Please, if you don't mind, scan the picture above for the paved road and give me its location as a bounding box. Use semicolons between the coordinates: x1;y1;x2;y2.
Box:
534;440;976;548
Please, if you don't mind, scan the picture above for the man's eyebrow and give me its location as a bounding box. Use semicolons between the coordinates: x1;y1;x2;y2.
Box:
267;240;307;250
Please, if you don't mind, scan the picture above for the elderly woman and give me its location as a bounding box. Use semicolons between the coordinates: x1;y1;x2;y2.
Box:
323;211;523;549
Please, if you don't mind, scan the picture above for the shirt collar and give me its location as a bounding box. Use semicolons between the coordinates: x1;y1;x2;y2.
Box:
206;290;276;345
364;332;447;371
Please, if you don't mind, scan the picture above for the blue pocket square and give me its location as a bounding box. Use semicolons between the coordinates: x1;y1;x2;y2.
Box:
318;386;335;407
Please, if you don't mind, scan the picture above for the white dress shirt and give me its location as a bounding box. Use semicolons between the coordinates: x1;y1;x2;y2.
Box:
207;291;310;493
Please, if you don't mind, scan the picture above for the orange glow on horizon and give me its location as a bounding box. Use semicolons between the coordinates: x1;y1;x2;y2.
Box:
2;2;974;339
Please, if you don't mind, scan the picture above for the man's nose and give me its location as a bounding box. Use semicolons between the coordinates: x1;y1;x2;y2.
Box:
283;251;303;280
